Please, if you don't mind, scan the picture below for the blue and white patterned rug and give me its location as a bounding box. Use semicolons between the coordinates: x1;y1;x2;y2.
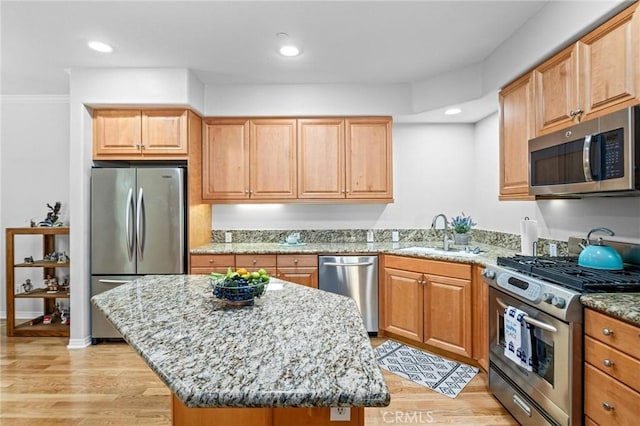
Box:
375;340;478;398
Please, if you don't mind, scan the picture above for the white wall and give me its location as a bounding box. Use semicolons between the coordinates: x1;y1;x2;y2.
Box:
0;96;70;318
472;113;640;243
214;115;640;244
212;123;478;229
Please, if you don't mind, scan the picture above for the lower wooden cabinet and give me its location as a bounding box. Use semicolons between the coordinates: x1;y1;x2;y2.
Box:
381;255;472;358
189;253;318;288
472;265;489;371
276;255;318;288
189;254;235;274
172;394;364;426
584;308;640;426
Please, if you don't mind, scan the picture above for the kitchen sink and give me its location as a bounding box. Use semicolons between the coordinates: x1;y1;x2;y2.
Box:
397;246;480;257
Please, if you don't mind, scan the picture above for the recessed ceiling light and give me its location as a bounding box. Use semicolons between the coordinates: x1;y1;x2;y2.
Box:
279;45;300;57
88;41;113;53
445;108;462;115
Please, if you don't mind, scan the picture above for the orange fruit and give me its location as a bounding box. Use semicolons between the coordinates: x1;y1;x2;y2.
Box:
236;267;248;276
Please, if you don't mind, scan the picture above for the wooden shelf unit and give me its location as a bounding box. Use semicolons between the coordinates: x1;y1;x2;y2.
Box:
5;227;70;337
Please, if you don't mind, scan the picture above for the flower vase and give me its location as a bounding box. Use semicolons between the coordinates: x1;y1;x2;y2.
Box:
454;233;469;245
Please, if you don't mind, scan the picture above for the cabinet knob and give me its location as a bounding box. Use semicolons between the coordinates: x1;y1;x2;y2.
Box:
252;259;257;264
136;144;141;149
294;258;298;264
602;328;614;336
245;190;250;194
603;359;615;368
602;402;615;411
208;259;213;264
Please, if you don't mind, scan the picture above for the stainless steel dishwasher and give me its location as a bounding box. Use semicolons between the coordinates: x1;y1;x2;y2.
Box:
318;255;378;333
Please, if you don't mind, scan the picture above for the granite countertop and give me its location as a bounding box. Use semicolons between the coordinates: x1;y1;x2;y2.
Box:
91;275;390;409
191;241;517;266
580;293;640;327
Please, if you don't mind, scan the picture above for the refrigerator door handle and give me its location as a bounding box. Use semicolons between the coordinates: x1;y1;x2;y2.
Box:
125;187;134;261
98;279;133;284
136;187;145;261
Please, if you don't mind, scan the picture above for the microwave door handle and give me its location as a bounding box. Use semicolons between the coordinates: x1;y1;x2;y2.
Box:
583;134;594;182
495;297;558;333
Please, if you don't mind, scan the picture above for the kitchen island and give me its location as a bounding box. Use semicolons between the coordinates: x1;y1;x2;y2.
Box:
91;274;390;426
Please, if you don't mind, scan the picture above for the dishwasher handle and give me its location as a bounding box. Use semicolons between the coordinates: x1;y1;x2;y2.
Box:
322;261;374;267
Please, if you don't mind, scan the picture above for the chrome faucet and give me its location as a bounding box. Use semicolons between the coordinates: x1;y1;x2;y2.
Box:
431;213;453;251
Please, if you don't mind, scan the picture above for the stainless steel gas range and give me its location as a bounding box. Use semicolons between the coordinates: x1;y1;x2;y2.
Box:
482;254;640;426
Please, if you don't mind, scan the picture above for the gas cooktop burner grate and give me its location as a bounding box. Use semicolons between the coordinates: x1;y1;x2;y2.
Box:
497;255;640;293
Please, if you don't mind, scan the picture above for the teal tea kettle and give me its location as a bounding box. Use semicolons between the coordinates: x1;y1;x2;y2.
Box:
578;227;624;270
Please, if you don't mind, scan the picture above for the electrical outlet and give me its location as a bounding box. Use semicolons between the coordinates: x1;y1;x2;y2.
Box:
549;243;558;257
224;232;233;243
392;231;399;242
367;230;374;243
330;407;351;421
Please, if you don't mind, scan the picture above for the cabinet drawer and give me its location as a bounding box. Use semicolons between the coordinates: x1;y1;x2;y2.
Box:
276;254;317;267
584;363;640;426
585;336;640;393
384;255;471;280
190;254;235;269
585;309;640;359
235;254;277;269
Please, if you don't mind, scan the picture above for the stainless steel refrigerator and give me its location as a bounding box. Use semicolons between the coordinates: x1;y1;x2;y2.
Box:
90;167;186;341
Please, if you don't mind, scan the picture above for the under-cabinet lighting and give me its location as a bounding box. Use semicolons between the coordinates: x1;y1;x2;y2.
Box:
88;41;113;53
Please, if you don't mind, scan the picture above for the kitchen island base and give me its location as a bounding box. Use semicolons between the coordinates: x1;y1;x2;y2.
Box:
172;395;364;426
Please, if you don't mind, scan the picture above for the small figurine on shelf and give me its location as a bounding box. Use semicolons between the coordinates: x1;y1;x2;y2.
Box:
57;252;69;264
60;277;70;292
22;279;33;293
24;256;34;264
60;309;70;325
44;252;58;262
37;201;63;227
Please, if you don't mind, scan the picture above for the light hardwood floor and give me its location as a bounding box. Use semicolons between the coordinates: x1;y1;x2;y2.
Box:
1;324;516;425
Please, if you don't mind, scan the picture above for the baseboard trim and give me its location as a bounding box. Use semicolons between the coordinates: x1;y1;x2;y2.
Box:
67;336;92;349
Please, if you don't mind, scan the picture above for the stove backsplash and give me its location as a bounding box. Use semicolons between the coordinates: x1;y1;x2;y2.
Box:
209;228;569;255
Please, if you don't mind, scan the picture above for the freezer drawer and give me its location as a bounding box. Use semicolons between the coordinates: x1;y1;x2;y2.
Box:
91;276;136;341
318;255;378;333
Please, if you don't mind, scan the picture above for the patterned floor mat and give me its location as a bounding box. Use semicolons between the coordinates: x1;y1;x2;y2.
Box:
375;340;479;398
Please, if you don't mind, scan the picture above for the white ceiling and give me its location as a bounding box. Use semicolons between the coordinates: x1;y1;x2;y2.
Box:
1;0;549;96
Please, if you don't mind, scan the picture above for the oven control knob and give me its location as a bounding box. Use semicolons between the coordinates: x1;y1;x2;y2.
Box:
551;296;566;309
542;292;554;303
482;269;495;279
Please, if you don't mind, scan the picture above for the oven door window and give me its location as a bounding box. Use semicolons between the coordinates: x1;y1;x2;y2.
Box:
498;314;555;386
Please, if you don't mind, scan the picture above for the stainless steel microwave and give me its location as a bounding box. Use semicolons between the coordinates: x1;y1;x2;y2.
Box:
528;105;640;197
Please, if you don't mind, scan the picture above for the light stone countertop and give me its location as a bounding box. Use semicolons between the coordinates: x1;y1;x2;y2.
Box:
91;275;390;409
190;241;517;266
580;293;640;327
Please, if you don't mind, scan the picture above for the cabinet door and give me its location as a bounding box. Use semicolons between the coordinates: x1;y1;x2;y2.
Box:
141;110;188;156
93;110;142;157
382;267;424;341
499;73;535;201
202;119;250;200
580;3;639;120
345;118;393;200
534;44;580;135
250;119;297;200
423;274;472;358
277;267;318;288
472;266;489;371
297;118;345;199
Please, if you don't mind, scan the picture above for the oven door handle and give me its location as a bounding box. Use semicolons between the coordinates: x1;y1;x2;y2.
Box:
496;297;558;333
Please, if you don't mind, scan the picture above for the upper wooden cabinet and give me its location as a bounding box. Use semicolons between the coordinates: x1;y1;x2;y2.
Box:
499;73;535;201
93;109;189;159
533;3;639;136
533;44;579;135
345;118;393;200
250;119;297;200
298;118;345;199
202;118;296;201
203;116;393;203
202;118;250;200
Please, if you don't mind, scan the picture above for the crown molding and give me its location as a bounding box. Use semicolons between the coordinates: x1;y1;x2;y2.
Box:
0;94;70;104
